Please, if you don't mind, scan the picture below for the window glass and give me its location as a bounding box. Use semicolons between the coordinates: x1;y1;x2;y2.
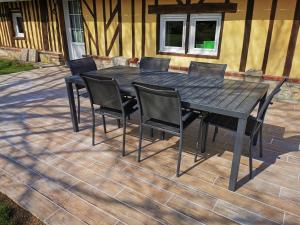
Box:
68;0;84;43
165;21;184;47
16;16;24;33
160;14;186;53
188;14;221;56
12;12;24;38
194;21;217;49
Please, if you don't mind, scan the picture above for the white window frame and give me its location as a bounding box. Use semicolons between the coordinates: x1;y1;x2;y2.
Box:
12;12;24;38
188;13;222;56
160;14;187;54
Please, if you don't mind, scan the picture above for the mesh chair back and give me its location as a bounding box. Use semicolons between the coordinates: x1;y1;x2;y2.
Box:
133;82;182;126
81;75;123;111
188;61;227;78
139;57;171;72
256;78;287;122
68;57;97;76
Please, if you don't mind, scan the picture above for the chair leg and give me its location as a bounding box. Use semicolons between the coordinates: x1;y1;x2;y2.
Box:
150;128;154;138
102;115;107;133
259;128;263;158
248;139;253;179
137;125;143;162
122;117;126;157
201;123;208;153
194;119;203;162
161;131;165;140
76;90;81;124
92;112;95;146
117;119;121;128
212;126;218;142
176;131;184;177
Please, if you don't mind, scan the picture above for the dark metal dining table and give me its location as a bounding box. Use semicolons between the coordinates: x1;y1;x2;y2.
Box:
65;65;269;191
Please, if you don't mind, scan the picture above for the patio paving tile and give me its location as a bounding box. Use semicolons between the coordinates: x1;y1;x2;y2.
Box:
115;188;202;225
70;181;163;224
0;171;59;221
213;200;278;225
89;162;173;204
175;173;284;224
45;209;88;225
284;213;300;225
31;178;119;225
166;195;238;225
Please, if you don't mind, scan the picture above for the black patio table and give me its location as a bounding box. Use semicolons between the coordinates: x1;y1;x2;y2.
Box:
65;65;269;191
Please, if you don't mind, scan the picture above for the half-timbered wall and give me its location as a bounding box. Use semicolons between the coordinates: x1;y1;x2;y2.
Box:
0;0;300;79
0;0;64;53
79;0;300;78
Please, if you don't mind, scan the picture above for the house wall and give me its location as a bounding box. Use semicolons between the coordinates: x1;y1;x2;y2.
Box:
0;0;299;79
0;0;64;56
80;0;300;79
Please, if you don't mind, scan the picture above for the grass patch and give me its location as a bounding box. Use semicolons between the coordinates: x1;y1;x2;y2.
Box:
0;60;35;75
0;202;13;225
0;192;44;225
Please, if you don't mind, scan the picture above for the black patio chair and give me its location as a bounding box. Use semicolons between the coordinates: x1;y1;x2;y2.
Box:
67;57;97;123
188;61;227;78
139;57;171;72
197;78;287;179
133;82;200;177
81;75;138;156
188;61;227;140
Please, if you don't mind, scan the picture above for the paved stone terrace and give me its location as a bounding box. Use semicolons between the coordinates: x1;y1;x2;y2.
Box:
0;66;300;225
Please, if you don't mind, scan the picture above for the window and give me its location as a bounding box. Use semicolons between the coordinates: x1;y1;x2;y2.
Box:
160;14;187;53
188;14;221;56
68;0;84;43
12;12;24;38
159;13;222;56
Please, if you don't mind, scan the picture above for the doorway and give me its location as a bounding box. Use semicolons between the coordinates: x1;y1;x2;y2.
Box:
63;0;85;60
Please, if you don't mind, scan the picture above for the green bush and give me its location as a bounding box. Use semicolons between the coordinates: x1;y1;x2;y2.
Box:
0;202;13;225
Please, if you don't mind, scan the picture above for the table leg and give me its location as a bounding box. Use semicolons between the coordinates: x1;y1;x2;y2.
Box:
253;93;267;145
229;118;247;191
65;79;79;132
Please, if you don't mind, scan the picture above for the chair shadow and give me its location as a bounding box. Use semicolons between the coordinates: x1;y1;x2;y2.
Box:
121;114;300;190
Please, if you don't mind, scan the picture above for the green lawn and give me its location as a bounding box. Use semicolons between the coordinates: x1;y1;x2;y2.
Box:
0;60;35;75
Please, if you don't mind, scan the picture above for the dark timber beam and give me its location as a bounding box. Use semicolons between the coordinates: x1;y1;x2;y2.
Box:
283;0;300;77
239;0;254;72
57;0;69;60
142;0;146;56
148;3;237;14
262;0;277;74
40;0;49;51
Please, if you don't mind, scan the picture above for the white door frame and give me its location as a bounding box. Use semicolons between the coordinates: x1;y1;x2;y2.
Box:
63;0;85;60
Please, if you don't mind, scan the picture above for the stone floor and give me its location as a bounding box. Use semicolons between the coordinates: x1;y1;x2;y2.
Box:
1;66;300;225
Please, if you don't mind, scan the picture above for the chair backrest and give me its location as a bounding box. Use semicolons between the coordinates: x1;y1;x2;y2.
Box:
256;78;287;122
81;75;123;111
68;57;97;76
133;82;182;126
188;61;227;78
139;57;171;72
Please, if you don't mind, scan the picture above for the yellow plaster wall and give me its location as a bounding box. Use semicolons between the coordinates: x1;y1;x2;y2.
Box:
265;0;297;76
245;0;272;71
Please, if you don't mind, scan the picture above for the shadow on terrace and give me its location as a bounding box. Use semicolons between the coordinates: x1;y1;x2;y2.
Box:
0;66;300;224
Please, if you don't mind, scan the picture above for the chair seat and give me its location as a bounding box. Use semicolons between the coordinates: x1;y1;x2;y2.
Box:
95;99;138;118
144;111;198;134
204;114;257;136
